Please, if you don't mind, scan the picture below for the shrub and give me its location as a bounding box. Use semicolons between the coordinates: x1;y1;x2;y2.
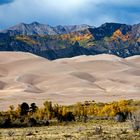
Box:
2;117;11;128
131;110;140;131
114;112;127;122
56;112;75;122
64;112;75;122
132;121;140;132
8;131;14;137
95;126;103;135
28;118;37;127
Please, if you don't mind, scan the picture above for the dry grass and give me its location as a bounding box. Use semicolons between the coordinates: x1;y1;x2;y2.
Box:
0;120;140;140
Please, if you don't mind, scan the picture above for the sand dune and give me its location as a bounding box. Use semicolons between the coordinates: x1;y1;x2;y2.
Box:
0;52;140;110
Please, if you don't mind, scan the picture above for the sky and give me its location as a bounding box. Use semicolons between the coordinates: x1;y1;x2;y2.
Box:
0;0;140;29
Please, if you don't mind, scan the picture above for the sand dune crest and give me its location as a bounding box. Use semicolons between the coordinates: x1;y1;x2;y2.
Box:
0;52;140;110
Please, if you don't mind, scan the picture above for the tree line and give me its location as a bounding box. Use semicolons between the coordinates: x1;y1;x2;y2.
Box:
0;100;138;128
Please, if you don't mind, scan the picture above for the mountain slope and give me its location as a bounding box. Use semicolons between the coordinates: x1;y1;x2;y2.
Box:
0;22;139;59
0;52;139;110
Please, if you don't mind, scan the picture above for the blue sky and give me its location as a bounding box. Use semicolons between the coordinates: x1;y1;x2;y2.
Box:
0;0;140;29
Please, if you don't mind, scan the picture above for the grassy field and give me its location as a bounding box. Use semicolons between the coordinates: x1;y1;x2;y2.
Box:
0;120;140;140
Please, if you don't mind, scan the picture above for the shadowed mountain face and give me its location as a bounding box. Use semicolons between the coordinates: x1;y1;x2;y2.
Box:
0;22;139;59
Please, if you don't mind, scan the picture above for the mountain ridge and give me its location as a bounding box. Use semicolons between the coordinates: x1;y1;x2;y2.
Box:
0;22;93;35
0;22;139;60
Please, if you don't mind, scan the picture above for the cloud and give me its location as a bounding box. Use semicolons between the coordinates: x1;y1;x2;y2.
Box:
0;0;14;5
0;0;139;29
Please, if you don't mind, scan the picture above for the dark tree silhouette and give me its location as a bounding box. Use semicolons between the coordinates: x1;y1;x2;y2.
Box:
20;102;29;116
30;103;38;113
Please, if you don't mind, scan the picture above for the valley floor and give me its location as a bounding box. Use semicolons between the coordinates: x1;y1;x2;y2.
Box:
0;120;140;140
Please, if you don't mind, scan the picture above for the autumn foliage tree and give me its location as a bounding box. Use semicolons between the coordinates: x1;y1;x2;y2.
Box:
0;99;138;127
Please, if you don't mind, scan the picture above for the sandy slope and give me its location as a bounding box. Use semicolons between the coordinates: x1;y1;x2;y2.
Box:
0;52;140;110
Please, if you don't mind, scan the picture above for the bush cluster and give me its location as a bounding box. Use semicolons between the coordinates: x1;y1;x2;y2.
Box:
0;100;138;128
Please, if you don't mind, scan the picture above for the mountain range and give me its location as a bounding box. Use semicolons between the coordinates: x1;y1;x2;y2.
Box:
1;22;92;36
0;22;139;60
